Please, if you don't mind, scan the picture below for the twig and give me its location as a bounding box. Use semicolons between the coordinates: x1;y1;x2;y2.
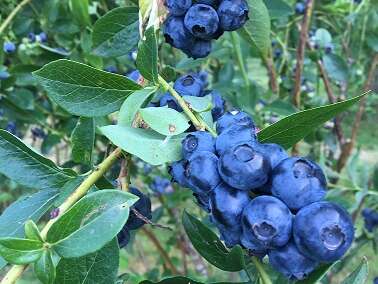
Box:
263;55;279;94
293;0;315;107
118;155;131;192
131;208;173;231
0;0;32;35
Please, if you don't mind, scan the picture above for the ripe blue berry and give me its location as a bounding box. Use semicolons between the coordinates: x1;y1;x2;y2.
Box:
268;241;318;280
186;39;212;59
293;201;354;262
117;227;131;248
215;124;256;155
219;226;242;247
241;196;292;251
361;208;378;232
182;131;215;159
104;66;117;73
127;70;142;83
169;160;191;187
3;42;16;53
193;192;211;212
125;187;152;231
163;16;195;53
165;0;192;16
269;157;327;211
151;177;174;195
218;142;271;190
31;128;46;139
217;0;249;31
184;4;219;40
258;143;288;169
324;43;334;54
208;90;226;121
174;74;204;97
295;2;306;14
196;0;220;8
216;110;255;134
197;71;209;88
28;32;36;43
6;122;17;135
186;151;221;193
38;32;48;42
159;93;181;111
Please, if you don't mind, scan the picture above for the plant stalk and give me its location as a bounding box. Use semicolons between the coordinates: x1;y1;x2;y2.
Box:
251;257;273;284
230;32;250;92
0;0;32;35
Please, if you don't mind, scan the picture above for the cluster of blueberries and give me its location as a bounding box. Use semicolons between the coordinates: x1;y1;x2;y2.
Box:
2;32;47;54
163;0;249;59
362;208;378;232
169;110;355;280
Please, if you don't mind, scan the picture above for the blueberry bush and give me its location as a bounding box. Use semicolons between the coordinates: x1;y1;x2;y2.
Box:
0;0;377;283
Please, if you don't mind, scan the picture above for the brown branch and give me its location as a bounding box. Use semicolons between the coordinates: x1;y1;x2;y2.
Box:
141;227;180;275
263;55;279;94
293;0;315;107
131;208;173;231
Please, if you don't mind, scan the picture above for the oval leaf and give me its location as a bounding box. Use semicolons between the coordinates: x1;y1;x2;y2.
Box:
0;238;43;265
136;27;159;84
25;220;43;242
182;211;244;272
34;250;56;284
71;117;95;165
92;7;139;57
184;96;212;113
33;59;141;117
139;107;190;136
101;125;184;165
46;190;138;258
341;257;368;284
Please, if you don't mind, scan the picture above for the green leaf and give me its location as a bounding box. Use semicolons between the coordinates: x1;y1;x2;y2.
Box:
118;87;157;127
92;7;139;57
140;277;249;284
71;117;95;165
33;59;141;117
341;257;368;284
139;107;190;136
136;27;159;84
0;130;74;190
257;93;370;149
46;190;138;258
101;125;184;165
323;54;349;83
0;238;43;265
315;28;332;47
69;0;90;27
24;220;43;242
184;96;212;113
238;0;271;57
55;239;119;284
182;211;244;272
263;0;293;19
34;250;56;284
297;262;338;284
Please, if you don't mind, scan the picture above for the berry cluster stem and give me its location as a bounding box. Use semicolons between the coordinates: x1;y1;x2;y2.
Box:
251;257;273;284
1;148;123;284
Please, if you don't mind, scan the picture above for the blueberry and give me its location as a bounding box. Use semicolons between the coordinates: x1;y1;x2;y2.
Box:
117;227;131;248
185;39;212;59
38;32;48;42
168;160;191;187
182;131;215;159
375;277;378;284
3;42;16;53
104;66;117;73
6;122;17;135
163;16;195;53
295;2;306;14
193;192;211;212
269;157;327;211
184;4;219;40
151;177;174;195
186;151;221;193
362;208;378;232
209;182;250;231
215;124;256;155
196;0;220;8
258;143;288;169
125;187;152;231
219;226;242;247
208;90;226;121
127;70;142;83
241;196;292;250
217;0;249;31
197;71;209;88
268;240;318;280
293;201;354;262
174;74;204;97
324;43;334;54
165;0;192;16
28;32;36;43
273;48;282;59
31;128;46;139
216;110;255;134
159;93;182;111
0;70;10;80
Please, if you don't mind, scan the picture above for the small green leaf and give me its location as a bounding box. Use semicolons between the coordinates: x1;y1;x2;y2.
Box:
33;59;141;117
139;107;190;136
46;190;138;258
34;250;56;284
24;220;43;242
136;27;159;84
238;0;271;57
184;96;212;113
315;28;332;47
92;7;139;57
118;87;157;127
0;238;43;265
101;125;184;165
323;54;349;83
297;262;338;284
263;0;293;19
69;0;90;27
182;211;244;272
258;93;370;149
140;277;249;284
71;117;95;165
55;239;119;284
341;257;368;284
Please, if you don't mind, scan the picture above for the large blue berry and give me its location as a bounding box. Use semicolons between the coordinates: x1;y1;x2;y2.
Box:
217;0;249;31
196;0;220;8
182;131;215;159
186;39;212;59
125;187;152;231
210;182;250;230
216;110;255;134
193;192;211;212
163;16;195;52
218;226;242;247
269;157;327;211
218;142;270;190
3;42;16;53
258;143;288;169
159;93;181;111
151;177;174;195
215;124;256;155
184;4;219;40
174;74;204;97
169;160;191;188
268;241;318;280
186;151;221;193
165;0;192;16
293;201;354;262
241;196;292;251
117;227;131;248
